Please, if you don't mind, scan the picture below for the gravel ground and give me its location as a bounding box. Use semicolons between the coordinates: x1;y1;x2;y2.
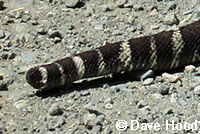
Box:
0;0;200;134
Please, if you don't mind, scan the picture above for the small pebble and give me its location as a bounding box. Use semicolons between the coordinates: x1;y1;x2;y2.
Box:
81;90;90;96
163;107;174;115
137;100;148;108
101;5;113;12
150;9;158;16
164;12;179;25
141;70;154;81
104;98;112;104
183;10;193;15
104;103;113;110
48;104;63;116
158;85;170;95
13;100;29;109
65;0;79;8
142;78;154;85
126;110;132;115
0;30;5;39
54;37;62;43
151;25;159;30
36;25;47;35
133;4;144;11
117;0;127;8
48;30;62;39
83;113;98;128
186;91;194;98
112;29;123;36
194;85;200;96
153;93;163;99
94;23;104;31
30;18;38;25
162;73;180;83
127;16;135;24
126;27;136;32
92;125;101;133
184;65;197;73
178;98;187;106
124;3;133;8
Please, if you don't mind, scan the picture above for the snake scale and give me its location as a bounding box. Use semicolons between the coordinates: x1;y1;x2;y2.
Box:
26;20;200;90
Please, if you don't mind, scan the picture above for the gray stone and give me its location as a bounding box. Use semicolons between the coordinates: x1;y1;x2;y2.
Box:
184;65;196;73
162;73;180;83
183;10;193;15
30;18;38;25
186;91;194;98
48;30;62;39
133;4;144;11
126;27;136;32
164;12;179;25
92;125;101;133
94;23;104;31
177;90;186;98
117;0;127;8
151;25;160;30
141;70;154;81
153;93;163;99
194;85;200;95
15;12;23;19
54;37;62;43
104;103;113;110
21;0;35;6
101;5;113;12
163;107;174;115
127;16;135;24
158;85;170;95
0;30;5;39
83;113;98;128
48;104;63;116
66;0;79;8
137;100;148;108
142;78;154;85
104;98;113;104
124;3;133;8
155;76;163;82
178;98;187;106
81;90;90;96
112;29;123;36
36;25;47;35
13;100;29;109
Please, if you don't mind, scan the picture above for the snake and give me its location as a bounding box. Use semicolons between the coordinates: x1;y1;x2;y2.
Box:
26;20;200;91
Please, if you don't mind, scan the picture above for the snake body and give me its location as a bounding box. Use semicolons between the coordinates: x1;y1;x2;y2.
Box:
26;21;200;90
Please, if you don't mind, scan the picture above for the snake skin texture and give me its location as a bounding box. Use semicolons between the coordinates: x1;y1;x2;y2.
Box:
26;20;200;90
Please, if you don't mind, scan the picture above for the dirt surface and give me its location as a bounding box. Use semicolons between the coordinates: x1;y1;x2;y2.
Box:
0;0;200;134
